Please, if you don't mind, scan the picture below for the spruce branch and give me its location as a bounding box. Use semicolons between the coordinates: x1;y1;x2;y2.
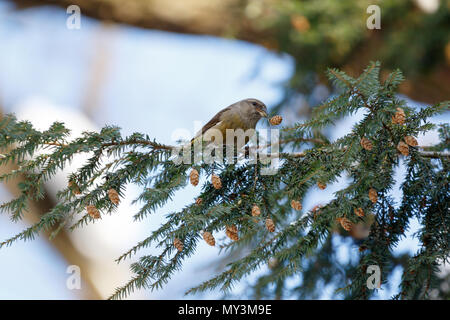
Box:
1;62;448;299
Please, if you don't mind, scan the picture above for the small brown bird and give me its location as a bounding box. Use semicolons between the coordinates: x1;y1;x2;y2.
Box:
191;98;268;145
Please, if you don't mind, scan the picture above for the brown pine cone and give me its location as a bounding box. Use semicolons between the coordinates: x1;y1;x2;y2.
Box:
268;257;279;270
404;136;418;147
173;238;184;252
269;115;283;126
312;204;322;220
203;231;215;246
226;230;239;241
354;207;365;217
252;205;261;217
211;174;222;189
86;205;100;219
291;200;302;211
229;224;238;233
317;182;326;190
68;180;81;195
225;225;239;241
195;198;203;206
397;141;409;156
107;188;120;205
392;107;405;125
360;137;373;151
265;218;275;232
369;188;378;204
291;15;310;32
337;217;354;231
189;169;199;186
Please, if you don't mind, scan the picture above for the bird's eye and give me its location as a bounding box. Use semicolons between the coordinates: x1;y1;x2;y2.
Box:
252;102;258;107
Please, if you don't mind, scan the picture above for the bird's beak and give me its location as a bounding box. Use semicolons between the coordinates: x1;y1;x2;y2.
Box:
259;110;268;118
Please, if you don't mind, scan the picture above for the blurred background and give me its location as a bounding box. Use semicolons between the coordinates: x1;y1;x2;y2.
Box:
0;0;448;299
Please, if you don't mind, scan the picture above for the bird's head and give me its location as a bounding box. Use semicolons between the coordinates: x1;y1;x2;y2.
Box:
245;98;268;119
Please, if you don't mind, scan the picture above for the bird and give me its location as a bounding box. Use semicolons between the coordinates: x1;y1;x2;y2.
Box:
191;98;268;146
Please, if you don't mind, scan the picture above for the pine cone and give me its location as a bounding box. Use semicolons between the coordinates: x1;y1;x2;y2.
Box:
226;224;238;234
392;108;406;125
337;217;354;231
211;174;222;189
317;182;326;190
225;225;239;241
369;188;378;204
189;169;199;186
173;238;184;252
86;205;100;219
404;136;418;147
268;257;279;270
291;200;302;211
107;188;120;205
203;231;215;246
269;115;283;126
265;218;275;232
312;204;322;220
397;141;409;156
354;207;365;217
226;230;239;241
291;15;310;32
360;137;373;151
195;198;203;205
252;205;261;216
68;180;81;195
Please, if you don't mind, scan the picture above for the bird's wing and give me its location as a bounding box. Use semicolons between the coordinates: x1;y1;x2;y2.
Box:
192;105;234;140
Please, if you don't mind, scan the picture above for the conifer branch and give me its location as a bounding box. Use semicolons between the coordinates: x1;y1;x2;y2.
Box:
1;62;448;300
